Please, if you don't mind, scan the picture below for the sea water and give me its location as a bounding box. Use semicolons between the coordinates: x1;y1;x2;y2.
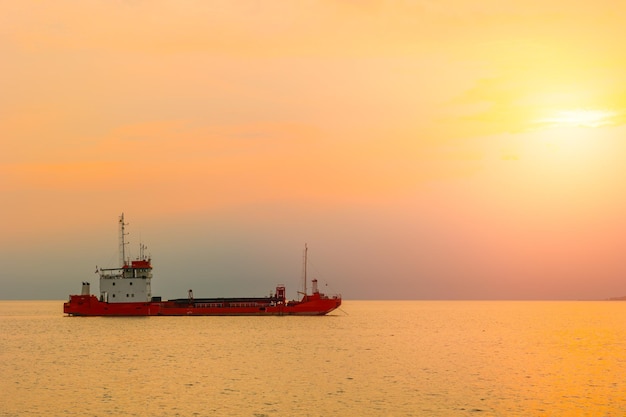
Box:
1;300;626;416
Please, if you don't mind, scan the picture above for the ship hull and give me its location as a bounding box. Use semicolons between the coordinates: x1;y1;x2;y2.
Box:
63;294;341;316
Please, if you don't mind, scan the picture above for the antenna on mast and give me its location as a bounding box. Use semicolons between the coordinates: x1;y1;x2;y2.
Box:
119;213;129;267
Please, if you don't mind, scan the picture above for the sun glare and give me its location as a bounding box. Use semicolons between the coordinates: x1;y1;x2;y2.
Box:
536;109;618;129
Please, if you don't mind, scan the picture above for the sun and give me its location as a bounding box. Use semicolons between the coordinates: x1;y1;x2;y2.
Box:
535;108;618;129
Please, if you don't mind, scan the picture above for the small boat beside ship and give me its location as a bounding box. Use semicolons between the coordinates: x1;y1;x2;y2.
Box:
63;214;341;316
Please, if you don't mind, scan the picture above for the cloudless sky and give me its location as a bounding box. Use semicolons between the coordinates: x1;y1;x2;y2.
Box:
2;0;626;300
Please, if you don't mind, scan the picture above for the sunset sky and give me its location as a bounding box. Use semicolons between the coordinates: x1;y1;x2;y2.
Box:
2;0;626;300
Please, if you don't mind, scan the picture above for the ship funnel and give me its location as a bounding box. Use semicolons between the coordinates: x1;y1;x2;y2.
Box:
312;279;319;294
275;285;286;301
81;282;90;295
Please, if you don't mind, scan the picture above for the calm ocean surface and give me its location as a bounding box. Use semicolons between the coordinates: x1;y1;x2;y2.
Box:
1;300;626;416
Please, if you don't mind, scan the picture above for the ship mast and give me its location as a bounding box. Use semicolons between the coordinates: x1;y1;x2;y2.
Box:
302;244;308;296
119;213;129;267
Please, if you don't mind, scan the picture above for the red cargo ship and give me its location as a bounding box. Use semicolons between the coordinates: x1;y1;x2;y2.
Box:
64;215;341;316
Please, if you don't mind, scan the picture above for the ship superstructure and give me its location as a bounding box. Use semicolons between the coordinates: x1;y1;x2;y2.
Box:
98;216;153;303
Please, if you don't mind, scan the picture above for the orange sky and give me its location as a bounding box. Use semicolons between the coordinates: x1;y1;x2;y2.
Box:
2;0;626;299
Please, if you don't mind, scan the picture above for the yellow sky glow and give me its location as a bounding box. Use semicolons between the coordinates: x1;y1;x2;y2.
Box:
535;109;620;129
